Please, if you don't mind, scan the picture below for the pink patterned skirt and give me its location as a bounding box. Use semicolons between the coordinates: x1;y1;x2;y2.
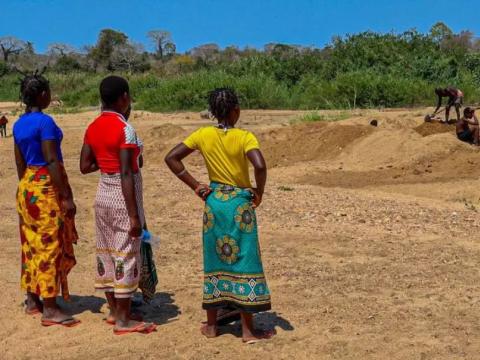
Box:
94;173;145;298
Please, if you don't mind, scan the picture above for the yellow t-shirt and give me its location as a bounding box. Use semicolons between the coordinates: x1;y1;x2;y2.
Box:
183;126;260;188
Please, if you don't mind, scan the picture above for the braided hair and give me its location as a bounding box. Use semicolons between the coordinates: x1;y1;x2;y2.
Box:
207;87;239;121
19;68;50;111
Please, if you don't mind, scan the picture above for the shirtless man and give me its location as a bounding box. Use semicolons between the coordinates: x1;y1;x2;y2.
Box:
456;107;479;145
0;114;8;138
434;87;464;123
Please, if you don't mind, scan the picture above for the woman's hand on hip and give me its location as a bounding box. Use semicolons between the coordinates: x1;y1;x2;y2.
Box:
195;183;212;201
250;188;263;208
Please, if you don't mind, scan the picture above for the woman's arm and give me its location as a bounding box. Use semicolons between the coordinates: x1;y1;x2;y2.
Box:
120;148;142;238
41;140;76;218
247;149;267;208
164;143;210;199
433;95;442;114
14;143;26;180
80;144;99;174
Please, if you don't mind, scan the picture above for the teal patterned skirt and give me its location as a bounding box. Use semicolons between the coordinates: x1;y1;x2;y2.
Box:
202;182;271;313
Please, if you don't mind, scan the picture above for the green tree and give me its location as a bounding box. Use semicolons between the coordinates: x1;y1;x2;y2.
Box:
147;30;175;59
0;36;27;63
89;29;128;70
429;22;453;43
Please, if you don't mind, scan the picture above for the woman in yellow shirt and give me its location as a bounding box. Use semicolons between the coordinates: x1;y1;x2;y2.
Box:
165;88;274;344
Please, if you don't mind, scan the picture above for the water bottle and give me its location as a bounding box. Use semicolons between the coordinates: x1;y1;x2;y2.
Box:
141;229;160;248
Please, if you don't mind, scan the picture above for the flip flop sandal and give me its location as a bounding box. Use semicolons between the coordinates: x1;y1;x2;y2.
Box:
142;323;157;334
104;318;115;326
242;330;275;344
41;318;81;328
113;322;156;335
23;300;42;316
25;308;41;316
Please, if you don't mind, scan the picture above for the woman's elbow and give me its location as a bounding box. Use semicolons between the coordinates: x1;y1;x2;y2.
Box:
164;152;176;167
79;159;92;174
255;163;267;173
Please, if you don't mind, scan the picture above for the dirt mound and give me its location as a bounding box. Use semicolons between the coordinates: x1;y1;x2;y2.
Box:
299;146;480;188
149;124;186;139
335;129;463;171
414;122;455;137
297;128;480;188
140;124;187;164
142;124;186;148
263;118;479;189
260;122;374;167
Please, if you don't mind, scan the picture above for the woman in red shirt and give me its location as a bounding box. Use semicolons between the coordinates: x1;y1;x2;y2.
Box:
80;76;155;335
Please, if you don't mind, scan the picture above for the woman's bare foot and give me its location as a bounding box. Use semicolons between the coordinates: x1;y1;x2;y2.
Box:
242;328;275;344
200;323;218;338
113;320;156;334
240;312;275;344
42;307;74;323
41;296;76;324
24;295;43;315
105;311;116;324
105;311;143;325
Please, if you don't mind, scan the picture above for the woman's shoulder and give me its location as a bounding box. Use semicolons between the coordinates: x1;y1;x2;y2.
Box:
196;125;216;132
232;128;257;139
187;125;216;137
28;112;57;125
38;113;61;130
44;112;58;122
14;112;55;128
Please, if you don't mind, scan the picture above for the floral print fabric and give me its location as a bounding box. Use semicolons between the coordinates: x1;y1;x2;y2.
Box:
202;183;271;313
17;166;77;300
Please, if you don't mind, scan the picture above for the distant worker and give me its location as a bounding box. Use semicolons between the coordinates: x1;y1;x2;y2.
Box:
433;87;463;123
0;114;8;137
456;107;479;146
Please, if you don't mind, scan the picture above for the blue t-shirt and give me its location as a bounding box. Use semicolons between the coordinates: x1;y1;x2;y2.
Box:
13;112;64;166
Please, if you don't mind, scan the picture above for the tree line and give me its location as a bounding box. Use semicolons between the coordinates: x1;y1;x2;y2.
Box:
1;22;480;111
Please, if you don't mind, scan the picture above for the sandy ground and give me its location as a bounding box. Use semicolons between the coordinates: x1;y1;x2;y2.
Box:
1;106;480;359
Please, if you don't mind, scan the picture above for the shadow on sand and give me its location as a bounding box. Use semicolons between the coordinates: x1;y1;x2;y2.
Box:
217;311;294;338
58;294;106;315
138;292;181;325
256;311;294;331
57;292;180;326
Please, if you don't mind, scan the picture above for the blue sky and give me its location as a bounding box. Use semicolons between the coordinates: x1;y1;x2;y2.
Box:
1;0;479;53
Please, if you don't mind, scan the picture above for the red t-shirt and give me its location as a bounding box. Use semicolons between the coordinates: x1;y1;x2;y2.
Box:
84;111;141;173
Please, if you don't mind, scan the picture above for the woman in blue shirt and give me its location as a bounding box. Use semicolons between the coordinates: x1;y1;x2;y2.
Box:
13;73;79;327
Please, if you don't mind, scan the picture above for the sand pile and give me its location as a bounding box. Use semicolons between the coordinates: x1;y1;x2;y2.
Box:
258;116;480;189
414;121;455;137
260;122;374;167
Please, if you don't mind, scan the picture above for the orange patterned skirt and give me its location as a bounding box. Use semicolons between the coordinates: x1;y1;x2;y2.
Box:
17;166;77;300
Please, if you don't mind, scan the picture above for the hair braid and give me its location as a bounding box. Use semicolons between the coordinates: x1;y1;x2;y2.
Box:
19;68;50;110
208;87;239;121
